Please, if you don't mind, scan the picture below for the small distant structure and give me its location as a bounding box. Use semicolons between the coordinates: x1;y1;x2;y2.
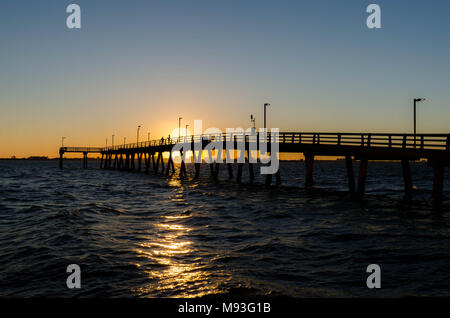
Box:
11;156;16;160
27;156;49;160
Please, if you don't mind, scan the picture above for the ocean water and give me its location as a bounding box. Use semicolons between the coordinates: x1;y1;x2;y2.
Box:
0;159;449;297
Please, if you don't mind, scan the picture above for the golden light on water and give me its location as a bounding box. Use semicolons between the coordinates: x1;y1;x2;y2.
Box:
132;211;227;298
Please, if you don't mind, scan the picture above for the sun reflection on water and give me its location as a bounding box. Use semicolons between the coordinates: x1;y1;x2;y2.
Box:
132;211;226;298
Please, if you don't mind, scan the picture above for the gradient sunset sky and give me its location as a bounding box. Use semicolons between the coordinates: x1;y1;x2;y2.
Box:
1;0;449;157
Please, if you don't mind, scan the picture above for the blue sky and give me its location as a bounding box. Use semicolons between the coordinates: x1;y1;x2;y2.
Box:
0;0;449;156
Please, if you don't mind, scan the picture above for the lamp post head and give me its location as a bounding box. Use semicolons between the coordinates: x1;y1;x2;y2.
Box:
414;98;426;102
264;103;270;107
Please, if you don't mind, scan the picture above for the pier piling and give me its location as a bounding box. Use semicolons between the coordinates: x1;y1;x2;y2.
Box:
345;155;355;193
305;154;314;187
401;159;413;199
357;158;368;196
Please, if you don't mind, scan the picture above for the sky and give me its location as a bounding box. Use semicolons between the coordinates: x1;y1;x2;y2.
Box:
0;0;449;157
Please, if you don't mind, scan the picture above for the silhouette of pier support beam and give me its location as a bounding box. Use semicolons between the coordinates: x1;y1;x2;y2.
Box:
432;164;444;210
154;154;159;173
401;159;413;199
304;154;315;187
227;163;233;178
113;154;118;169
154;152;162;174
166;153;175;176
213;163;220;181
265;170;281;186
264;156;281;186
179;150;186;177
151;153;156;170
275;170;281;185
345;155;355;193
237;163;243;183
179;162;186;176
119;154;124;170
137;153;142;172
130;153;136;171
59;151;64;169
194;163;201;179
144;153;149;173
82;152;88;169
265;173;272;186
248;163;254;182
209;163;214;178
125;154;130;170
166;153;172;176
159;152;165;173
357;158;368;196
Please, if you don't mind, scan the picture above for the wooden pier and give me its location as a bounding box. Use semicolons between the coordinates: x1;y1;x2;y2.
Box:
59;132;450;209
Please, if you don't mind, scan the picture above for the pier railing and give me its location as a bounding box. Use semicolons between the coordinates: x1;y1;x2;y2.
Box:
102;133;450;152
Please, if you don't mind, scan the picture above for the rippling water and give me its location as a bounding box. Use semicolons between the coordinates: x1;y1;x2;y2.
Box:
0;159;449;297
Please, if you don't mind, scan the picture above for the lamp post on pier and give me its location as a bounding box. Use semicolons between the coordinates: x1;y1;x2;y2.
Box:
185;124;189;142
112;134;115;148
414;98;426;147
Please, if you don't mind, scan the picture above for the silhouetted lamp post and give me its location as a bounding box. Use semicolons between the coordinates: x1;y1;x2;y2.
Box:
148;132;150;142
414;98;426;147
185;124;189;142
264;103;270;130
137;125;141;144
112;134;115;148
250;114;256;129
124;137;126;145
178;117;183;142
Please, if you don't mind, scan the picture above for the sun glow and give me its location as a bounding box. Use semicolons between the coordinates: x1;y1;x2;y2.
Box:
132;212;227;298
